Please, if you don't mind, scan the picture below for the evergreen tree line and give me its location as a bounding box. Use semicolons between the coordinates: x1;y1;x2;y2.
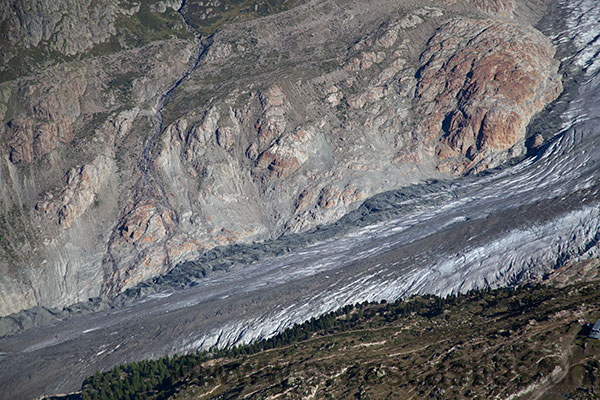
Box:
73;283;555;400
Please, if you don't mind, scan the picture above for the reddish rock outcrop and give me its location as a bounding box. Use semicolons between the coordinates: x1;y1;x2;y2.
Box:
414;18;562;173
35;156;109;229
5;70;86;163
118;202;174;246
254;85;288;148
256;127;317;178
102;199;177;293
0;0;568;317
472;0;515;17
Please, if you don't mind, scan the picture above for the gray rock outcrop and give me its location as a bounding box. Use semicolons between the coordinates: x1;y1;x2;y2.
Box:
0;0;563;316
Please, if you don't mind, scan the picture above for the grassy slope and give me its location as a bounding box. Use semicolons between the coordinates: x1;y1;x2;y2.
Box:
0;0;310;83
183;0;308;34
66;278;600;400
0;0;190;83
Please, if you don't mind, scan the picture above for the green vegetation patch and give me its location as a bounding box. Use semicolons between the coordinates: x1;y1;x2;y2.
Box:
61;279;600;400
88;2;193;58
105;72;141;105
183;0;309;34
0;0;191;83
1;0;313;83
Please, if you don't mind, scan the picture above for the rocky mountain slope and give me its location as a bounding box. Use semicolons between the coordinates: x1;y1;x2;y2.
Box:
0;0;562;317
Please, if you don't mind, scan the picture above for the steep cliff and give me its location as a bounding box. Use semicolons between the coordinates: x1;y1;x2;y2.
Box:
0;0;562;316
0;38;195;315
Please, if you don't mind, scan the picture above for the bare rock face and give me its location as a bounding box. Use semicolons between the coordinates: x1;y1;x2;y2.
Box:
105;199;177;292
256;126;317;179
255;85;289;148
0;39;193;315
473;0;516;17
99;0;561;298
414;18;562;173
0;0;190;81
35;156;110;229
0;0;118;55
0;0;564;315
4;68;87;163
151;1;184;13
